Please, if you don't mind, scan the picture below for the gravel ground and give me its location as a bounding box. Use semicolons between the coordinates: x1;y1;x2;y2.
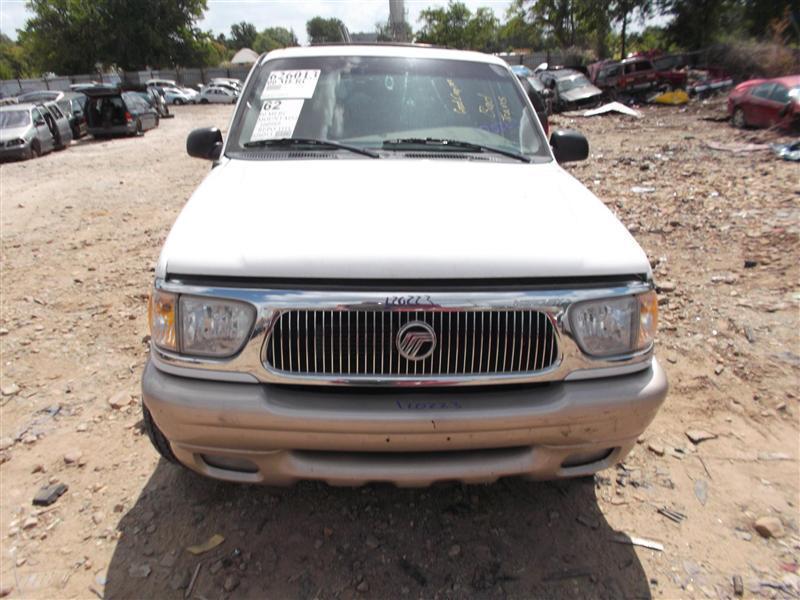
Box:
0;101;798;600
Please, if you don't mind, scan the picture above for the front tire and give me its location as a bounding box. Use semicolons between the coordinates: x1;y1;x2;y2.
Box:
200;98;208;104
732;107;747;129
174;98;184;105
142;405;178;464
30;140;41;159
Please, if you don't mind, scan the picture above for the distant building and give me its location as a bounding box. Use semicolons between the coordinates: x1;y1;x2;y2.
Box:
231;48;259;64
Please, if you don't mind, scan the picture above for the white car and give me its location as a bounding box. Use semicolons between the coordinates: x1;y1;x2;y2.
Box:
197;86;237;104
145;78;178;88
142;45;667;487
163;87;197;105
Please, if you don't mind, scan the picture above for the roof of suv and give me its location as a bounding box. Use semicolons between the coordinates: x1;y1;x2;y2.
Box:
262;44;508;67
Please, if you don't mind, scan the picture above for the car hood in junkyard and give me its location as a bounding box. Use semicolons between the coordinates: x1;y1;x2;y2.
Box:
560;85;603;103
157;157;651;280
0;126;31;142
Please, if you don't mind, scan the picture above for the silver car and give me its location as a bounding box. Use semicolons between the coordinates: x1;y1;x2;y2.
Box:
0;103;56;160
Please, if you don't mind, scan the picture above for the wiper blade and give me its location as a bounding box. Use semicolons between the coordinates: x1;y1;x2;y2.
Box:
243;137;379;158
382;137;531;163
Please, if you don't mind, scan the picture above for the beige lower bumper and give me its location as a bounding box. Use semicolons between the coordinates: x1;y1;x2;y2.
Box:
142;358;667;486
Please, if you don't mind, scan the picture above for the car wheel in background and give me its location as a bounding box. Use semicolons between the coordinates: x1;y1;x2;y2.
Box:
732;107;747;129
155;115;160;128
199;98;208;104
174;98;184;105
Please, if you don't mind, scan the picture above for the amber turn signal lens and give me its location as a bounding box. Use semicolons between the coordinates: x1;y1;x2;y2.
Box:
148;289;177;351
637;290;658;350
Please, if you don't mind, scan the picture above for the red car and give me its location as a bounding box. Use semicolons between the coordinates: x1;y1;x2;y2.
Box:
728;75;800;130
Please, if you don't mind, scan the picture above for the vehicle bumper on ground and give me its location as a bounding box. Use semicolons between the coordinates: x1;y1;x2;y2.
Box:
142;358;667;487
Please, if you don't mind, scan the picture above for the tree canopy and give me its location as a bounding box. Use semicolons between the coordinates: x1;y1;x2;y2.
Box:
306;17;347;44
19;0;213;72
7;0;797;78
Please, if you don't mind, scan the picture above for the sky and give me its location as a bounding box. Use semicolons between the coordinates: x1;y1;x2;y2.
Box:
0;0;513;43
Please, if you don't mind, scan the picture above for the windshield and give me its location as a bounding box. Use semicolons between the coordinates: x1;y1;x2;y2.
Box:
227;55;548;159
557;74;593;92
0;110;31;129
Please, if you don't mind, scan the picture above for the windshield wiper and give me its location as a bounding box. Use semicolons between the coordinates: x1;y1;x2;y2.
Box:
382;137;531;163
243;137;379;158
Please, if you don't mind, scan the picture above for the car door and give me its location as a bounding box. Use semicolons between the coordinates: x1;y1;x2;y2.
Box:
31;107;55;152
766;84;790;126
747;83;775;126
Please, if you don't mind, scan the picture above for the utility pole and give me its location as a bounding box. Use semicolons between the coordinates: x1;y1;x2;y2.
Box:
389;0;408;42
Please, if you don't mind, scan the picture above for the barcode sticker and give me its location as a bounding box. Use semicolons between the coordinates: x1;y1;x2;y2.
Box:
261;69;320;99
251;99;304;141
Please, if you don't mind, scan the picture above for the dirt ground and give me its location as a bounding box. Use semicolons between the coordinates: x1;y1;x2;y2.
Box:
0;100;798;600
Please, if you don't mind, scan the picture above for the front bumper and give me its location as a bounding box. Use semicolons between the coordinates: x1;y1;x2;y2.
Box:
142;357;667;486
0;144;30;160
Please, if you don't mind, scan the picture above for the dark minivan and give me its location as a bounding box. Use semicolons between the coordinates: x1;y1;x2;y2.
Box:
83;87;159;137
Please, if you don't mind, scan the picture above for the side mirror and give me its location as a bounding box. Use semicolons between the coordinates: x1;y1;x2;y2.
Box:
34;118;46;127
550;129;589;163
187;127;223;160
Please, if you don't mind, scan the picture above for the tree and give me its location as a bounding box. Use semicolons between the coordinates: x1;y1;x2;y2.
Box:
306;17;346;44
612;0;652;57
658;0;741;50
18;0;105;74
0;33;34;79
229;21;257;49
416;1;502;52
253;27;298;53
743;0;799;42
376;19;413;42
19;0;209;73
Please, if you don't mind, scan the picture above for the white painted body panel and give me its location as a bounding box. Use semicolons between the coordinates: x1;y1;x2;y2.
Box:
157;158;650;280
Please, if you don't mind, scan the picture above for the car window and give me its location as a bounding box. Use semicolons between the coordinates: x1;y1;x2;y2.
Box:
624;63;635;74
751;83;775;99
46;104;64;119
769;84;790;104
227;55;547;159
0;110;31;128
558;74;593;92
635;61;652;72
31;107;45;123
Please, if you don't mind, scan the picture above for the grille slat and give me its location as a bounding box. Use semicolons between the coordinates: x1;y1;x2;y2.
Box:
265;308;558;379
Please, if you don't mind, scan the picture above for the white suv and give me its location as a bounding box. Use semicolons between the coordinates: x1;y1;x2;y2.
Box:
142;45;667;486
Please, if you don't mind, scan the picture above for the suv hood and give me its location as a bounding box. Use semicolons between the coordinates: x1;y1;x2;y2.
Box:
158;158;650;280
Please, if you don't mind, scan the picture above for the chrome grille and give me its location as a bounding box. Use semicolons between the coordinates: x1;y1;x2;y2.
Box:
264;309;559;378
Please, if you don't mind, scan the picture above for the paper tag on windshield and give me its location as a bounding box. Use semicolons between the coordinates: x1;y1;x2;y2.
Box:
251;99;304;141
261;70;320;99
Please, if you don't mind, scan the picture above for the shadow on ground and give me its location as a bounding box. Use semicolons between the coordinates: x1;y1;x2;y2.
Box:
103;460;650;599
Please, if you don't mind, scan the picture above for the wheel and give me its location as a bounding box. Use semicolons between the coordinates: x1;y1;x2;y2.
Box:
200;98;208;104
174;98;184;106
155;115;160;127
142;405;178;464
30;139;41;159
732;107;747;129
135;118;143;136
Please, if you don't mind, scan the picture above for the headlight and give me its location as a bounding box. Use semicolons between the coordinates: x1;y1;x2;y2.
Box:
7;138;25;146
147;289;256;357
569;291;658;358
178;295;255;357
